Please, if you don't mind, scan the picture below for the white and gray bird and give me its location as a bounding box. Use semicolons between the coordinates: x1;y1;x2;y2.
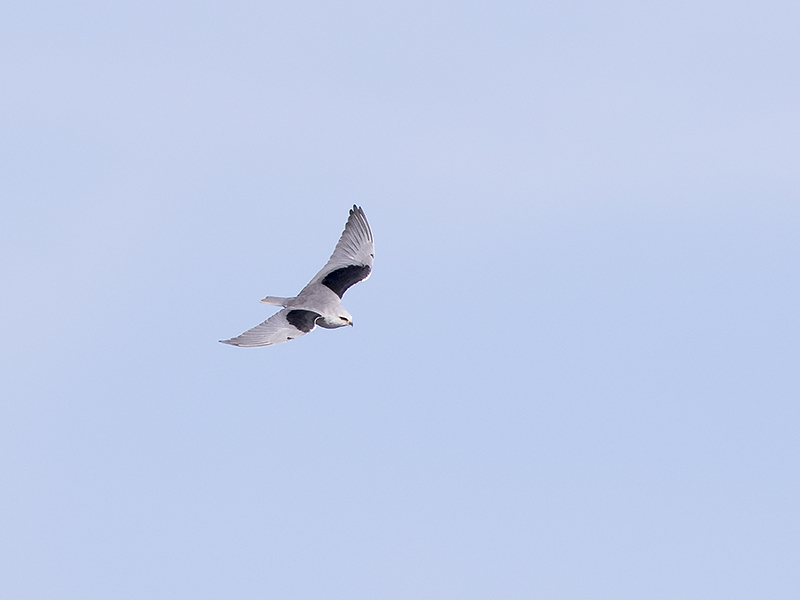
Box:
220;205;374;347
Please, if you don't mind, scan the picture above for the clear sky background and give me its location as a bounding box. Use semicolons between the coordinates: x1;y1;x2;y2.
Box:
2;1;799;598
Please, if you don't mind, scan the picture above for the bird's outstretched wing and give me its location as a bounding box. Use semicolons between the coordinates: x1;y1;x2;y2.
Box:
220;308;321;347
306;205;374;298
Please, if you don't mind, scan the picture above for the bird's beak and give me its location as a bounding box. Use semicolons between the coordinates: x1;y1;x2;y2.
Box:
349;321;354;326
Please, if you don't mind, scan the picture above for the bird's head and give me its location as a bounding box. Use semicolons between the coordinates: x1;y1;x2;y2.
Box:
337;308;354;327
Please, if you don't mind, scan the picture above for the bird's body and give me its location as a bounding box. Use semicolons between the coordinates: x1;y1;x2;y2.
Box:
220;205;373;347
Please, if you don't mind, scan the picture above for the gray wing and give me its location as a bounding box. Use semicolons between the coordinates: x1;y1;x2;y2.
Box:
220;308;321;347
305;205;374;298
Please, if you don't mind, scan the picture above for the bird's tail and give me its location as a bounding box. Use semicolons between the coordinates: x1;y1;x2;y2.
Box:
260;296;292;306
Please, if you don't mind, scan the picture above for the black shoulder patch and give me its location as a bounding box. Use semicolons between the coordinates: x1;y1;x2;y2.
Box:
286;309;321;333
321;264;371;298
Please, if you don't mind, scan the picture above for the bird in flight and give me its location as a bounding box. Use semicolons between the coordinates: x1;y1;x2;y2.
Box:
220;205;374;347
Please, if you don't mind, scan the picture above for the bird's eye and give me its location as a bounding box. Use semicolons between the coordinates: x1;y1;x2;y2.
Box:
340;316;348;321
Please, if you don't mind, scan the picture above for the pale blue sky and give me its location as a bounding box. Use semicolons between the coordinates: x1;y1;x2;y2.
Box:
2;1;799;598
